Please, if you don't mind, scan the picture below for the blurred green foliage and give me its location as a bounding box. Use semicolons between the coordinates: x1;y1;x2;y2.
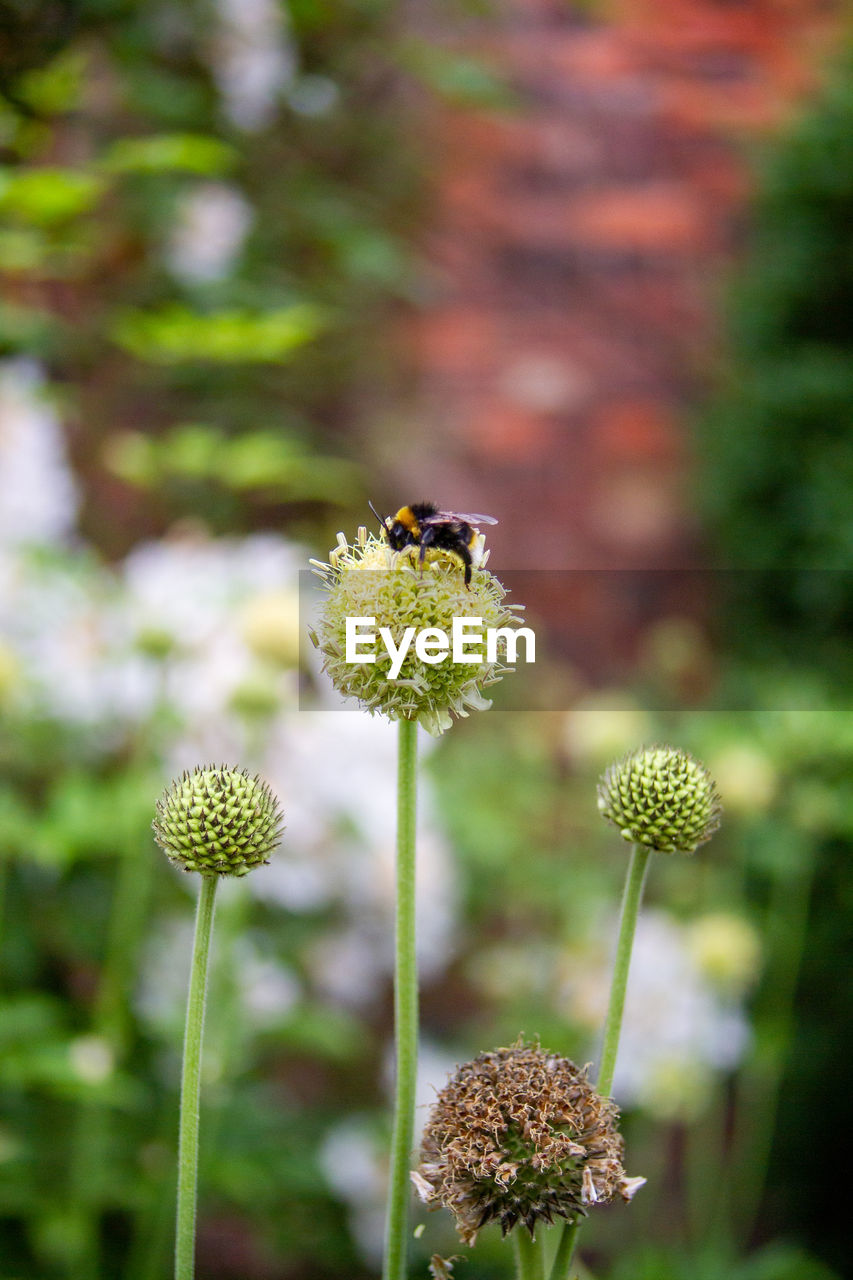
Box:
698;49;853;673
1;6;850;1280
105;423;360;501
429;688;852;1278
607;1242;840;1280
0;167;104;223
693;51;853;1275
111;304;327;364
6;673;849;1279
0;0;448;551
0;716;375;1280
100;133;238;177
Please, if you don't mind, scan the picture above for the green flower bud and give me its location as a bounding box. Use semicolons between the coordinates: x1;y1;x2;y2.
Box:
413;1041;644;1245
309;527;522;736
597;745;721;855
153;765;284;877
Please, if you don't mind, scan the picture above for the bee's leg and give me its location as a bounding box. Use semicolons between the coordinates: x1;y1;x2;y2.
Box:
417;528;434;574
457;544;473;588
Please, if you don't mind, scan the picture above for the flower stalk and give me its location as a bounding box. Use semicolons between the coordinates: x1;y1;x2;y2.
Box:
515;1229;546;1280
152;765;284;1280
548;844;650;1280
175;874;218;1280
383;717;419;1280
550;746;721;1280
597;843;652;1098
310;519;521;1277
547;1220;578;1280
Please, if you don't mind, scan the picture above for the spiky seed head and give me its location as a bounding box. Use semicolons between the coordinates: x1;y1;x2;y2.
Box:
413;1040;644;1245
597;745;721;855
153;765;284;876
309;527;522;736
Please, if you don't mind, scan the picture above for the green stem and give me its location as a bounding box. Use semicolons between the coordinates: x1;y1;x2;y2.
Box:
597;844;651;1097
515;1229;546;1280
547;1220;580;1280
382;717;419;1280
549;843;651;1280
175;874;218;1280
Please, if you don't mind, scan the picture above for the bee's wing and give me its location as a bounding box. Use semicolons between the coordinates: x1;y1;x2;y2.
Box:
426;511;498;526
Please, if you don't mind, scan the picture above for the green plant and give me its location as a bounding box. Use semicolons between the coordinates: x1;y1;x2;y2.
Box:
698;50;853;678
153;766;284;1280
311;520;522;1280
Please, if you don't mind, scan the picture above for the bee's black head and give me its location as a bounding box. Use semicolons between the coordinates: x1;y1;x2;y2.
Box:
386;519;411;551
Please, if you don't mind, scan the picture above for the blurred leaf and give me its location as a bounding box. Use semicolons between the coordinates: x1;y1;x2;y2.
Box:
101;429;157;486
610;1245;842;1280
399;40;518;109
273;1004;366;1062
0;301;58;355
0;227;49;270
336;227;411;287
161;422;226;479
0;168;103;225
104;424;361;502
110;303;327;364
0;785;37;857
17;49;86;115
216;432;361;498
212;429;305;487
122;66;211;126
0;1040;137;1106
27;770;156;867
0;996;66;1052
100;133;237;176
204;1085;333;1209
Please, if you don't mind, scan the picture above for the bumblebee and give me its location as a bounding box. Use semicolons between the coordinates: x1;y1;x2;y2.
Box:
369;500;498;586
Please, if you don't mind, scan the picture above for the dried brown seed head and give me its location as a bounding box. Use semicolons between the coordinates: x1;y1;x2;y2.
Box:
413;1040;644;1244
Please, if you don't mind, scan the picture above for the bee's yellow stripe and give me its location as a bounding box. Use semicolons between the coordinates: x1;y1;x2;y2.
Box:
394;507;420;535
